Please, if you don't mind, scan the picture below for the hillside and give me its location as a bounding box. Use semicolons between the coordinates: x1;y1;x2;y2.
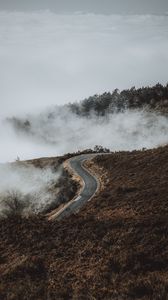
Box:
68;83;168;116
4;84;168;160
0;145;168;299
8;83;168;138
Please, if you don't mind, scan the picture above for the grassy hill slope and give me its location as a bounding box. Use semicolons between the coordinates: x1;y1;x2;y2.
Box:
0;146;168;299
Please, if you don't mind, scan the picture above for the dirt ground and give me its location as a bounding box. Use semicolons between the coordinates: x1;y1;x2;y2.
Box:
0;146;168;299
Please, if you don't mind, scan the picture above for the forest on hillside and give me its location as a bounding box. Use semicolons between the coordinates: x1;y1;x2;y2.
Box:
5;83;168;155
68;83;168;116
8;83;168;134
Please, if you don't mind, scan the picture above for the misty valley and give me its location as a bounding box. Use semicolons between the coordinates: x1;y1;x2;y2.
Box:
1;6;168;300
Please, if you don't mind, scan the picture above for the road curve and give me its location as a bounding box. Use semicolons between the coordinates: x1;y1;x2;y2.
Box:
50;154;99;221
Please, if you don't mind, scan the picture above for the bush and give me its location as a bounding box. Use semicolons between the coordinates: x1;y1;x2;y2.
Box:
1;190;31;218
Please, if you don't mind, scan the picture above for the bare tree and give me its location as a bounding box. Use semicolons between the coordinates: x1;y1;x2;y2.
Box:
1;190;31;218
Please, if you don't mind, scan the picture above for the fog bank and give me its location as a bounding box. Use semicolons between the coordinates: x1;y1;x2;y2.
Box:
1;107;167;163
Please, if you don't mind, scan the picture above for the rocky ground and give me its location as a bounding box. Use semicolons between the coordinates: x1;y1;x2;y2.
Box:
0;146;168;299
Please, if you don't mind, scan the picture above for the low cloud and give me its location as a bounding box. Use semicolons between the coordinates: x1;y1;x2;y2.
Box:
3;107;168;162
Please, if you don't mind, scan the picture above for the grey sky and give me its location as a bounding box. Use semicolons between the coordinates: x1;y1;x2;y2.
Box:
0;0;168;14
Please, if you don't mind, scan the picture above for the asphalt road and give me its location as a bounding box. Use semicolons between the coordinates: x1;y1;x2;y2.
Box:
53;154;99;220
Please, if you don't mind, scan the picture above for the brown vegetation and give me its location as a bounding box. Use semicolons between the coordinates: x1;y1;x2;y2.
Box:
0;146;168;299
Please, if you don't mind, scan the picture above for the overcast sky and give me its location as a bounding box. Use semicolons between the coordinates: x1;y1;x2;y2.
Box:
0;0;168;14
0;1;168;116
0;11;168;117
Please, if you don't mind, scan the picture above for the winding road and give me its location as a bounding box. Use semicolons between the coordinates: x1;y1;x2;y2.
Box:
50;154;99;221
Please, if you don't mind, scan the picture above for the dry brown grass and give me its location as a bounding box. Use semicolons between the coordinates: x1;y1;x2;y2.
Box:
0;146;168;299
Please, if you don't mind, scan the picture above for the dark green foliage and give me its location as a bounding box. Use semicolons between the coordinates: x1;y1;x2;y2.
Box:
68;83;168;116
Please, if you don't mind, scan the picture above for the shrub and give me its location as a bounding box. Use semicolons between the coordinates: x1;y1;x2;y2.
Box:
1;190;31;218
